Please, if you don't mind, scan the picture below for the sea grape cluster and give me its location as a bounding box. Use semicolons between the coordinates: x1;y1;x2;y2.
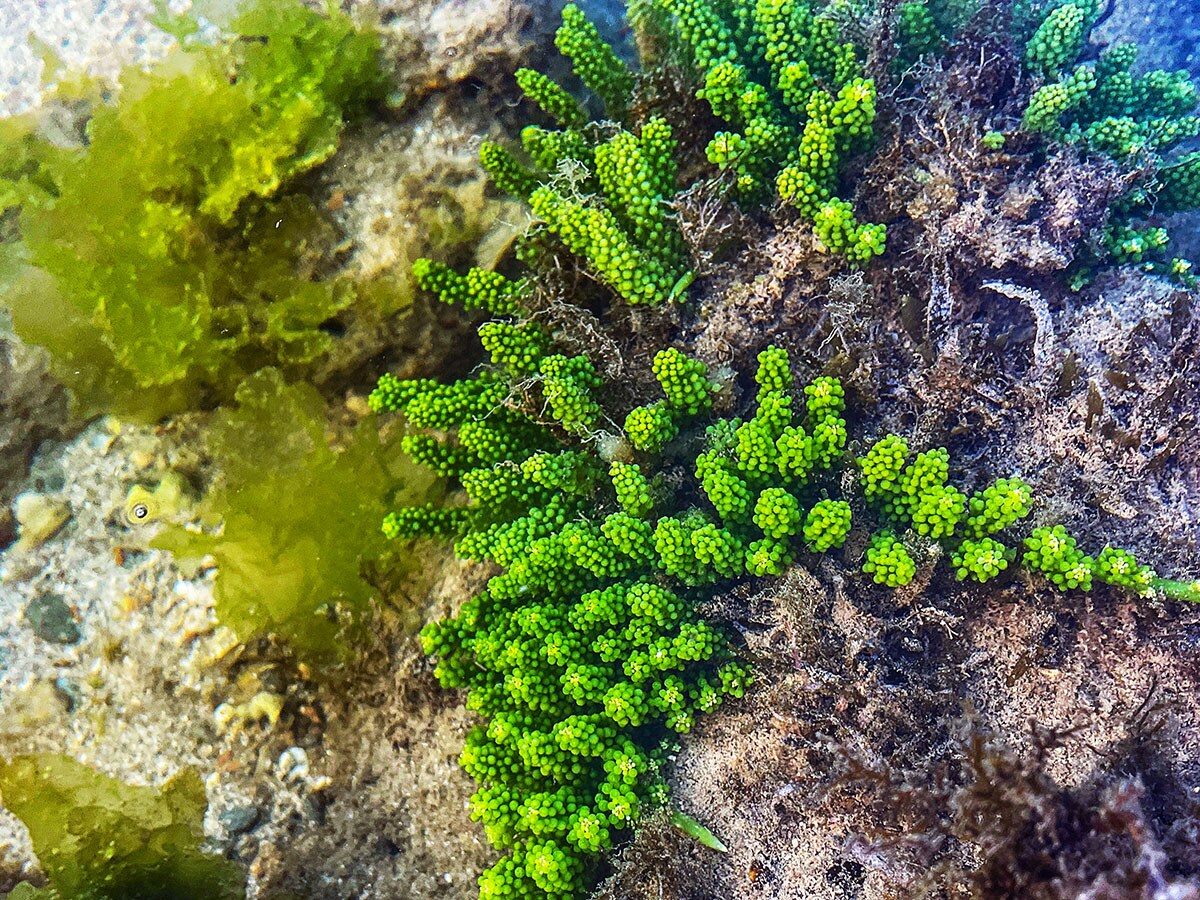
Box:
375;265;868;894
857;436;1024;584
364;4;1200;871
893;0;947;71
372;255;1198;899
1022;524;1096;591
1018;0;1200;278
650;0;886;261
372;320;760;895
478;5;691;306
479;0;885;305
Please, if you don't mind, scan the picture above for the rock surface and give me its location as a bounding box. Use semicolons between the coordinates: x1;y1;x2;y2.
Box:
0;320;68;548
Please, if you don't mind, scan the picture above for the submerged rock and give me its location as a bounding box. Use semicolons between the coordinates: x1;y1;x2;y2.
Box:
21;592;78;644
0;326;68;550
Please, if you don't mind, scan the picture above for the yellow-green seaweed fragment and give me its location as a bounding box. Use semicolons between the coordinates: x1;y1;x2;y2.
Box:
0;754;245;900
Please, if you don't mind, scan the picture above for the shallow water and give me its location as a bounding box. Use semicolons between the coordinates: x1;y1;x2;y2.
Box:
2;0;1200;898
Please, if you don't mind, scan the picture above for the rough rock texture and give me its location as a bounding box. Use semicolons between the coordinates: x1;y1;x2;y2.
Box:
0;0;181;117
247;558;497;899
599;556;1200;899
1095;0;1200;71
0;317;68;546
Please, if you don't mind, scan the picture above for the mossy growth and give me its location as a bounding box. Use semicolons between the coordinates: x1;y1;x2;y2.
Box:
892;0;982;73
153;369;437;667
894;0;948;71
0;754;245;899
0;0;393;422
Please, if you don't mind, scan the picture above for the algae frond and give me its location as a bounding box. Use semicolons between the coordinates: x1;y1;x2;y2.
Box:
154;369;437;666
0;0;392;421
0;754;245;900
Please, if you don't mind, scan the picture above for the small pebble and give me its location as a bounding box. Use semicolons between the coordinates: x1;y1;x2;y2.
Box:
218;804;261;836
23;592;81;644
11;492;71;552
53;676;82;712
276;746;309;782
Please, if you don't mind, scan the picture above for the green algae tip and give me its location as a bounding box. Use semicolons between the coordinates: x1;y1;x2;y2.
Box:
1153;577;1200;603
670;809;728;852
668;270;696;303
